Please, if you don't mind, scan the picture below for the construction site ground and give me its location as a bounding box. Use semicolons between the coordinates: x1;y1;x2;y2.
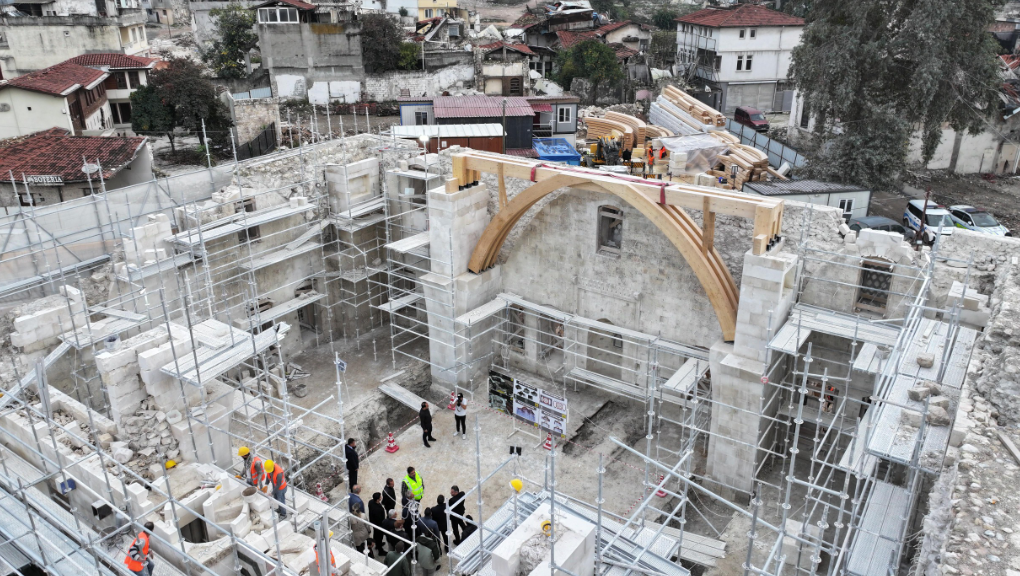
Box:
875;172;1020;233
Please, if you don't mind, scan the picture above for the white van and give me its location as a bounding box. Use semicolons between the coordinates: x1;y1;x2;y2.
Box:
903;199;954;244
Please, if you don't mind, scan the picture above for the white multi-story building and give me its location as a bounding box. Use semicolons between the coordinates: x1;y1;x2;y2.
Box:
675;4;803;115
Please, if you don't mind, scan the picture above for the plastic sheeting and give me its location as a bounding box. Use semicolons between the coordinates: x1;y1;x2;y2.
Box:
658;134;729;174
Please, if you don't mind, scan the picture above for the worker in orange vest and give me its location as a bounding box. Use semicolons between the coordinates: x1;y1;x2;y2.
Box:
124;521;155;576
262;460;289;519
315;531;338;575
238;446;264;486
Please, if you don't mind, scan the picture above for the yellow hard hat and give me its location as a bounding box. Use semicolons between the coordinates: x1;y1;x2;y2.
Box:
328;531;334;538
165;460;177;469
238;446;250;457
510;478;523;493
264;460;275;472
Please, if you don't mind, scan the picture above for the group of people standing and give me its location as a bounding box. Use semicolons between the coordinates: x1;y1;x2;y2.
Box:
419;394;469;448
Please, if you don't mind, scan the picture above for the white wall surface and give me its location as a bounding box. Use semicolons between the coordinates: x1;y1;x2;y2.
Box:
0;89;73;139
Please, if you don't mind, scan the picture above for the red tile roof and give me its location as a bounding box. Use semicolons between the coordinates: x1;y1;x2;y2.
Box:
676;5;804;28
989;21;1018;33
595;20;634;34
479;41;536;56
433;95;536;118
1;62;107;96
0;128;147;183
556;29;599;48
66;53;158;70
609;43;638;60
1002;55;1020;70
511;11;545;29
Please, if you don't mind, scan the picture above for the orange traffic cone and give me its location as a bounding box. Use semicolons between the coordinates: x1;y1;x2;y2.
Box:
655;475;667;498
385;432;400;453
542;434;553;450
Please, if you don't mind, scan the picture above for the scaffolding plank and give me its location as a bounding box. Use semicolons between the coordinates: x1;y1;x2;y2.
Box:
285;221;327;251
385;232;430;255
0;255;110;299
90;307;147;322
375;293;422;313
379;382;430;412
846;480;909;576
660;358;708;399
647;523;726;567
169;222;244;247
852;343;886;375
117;252;195;283
333;197;385;220
59;317;146;350
784;305;901;347
566;367;644;400
240;203;316;228
496;293;570;323
456;298;506;326
768;322;811;355
233;292;326;328
160;326;282;386
238;241;322;272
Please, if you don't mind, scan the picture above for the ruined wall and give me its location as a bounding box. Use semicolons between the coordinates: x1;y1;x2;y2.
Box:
232;98;283;145
362;65;475;101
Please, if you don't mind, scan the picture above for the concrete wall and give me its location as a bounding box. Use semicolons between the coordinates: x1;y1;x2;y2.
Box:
190;0;259;48
258;20;365;101
232;97;282;144
906;124;1020;175
0;12;148;78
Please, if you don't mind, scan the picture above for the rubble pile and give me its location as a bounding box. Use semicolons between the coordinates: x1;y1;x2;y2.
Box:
115;397;182;480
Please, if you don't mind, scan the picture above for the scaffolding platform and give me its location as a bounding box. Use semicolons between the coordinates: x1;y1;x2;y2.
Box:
456;298;506;327
647;523;727;567
385;232;430;255
0;254;110;299
332;197;385;222
865;371;959;470
836;410;879;476
846;480;910;576
238;241;322;272
170;204;316;250
851;342;888;375
660;358;708;400
770;305;901;353
116;252;197;283
375;293;422;314
60;313;148;350
160;323;283;386
233;292;325;328
896;319;977;391
379;382;429;412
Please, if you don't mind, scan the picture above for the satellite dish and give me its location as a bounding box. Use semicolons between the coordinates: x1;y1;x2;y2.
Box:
82;163;100;175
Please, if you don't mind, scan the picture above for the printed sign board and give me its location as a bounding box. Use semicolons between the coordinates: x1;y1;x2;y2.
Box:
488;368;568;437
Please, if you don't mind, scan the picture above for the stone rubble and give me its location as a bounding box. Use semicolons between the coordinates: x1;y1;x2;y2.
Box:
117;396;182;480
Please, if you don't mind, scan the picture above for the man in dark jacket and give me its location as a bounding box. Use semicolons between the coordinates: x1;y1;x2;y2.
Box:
382;478;397;513
381;510;401;551
419;508;442;554
449;486;467;544
432;495;449;551
345;438;359;488
369;492;387;552
384;542;411;576
419;402;435;447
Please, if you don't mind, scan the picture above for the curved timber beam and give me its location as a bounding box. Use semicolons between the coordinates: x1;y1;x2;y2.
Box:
467;175;739;341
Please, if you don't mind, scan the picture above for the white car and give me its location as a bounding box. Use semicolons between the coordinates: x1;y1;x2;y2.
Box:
948;205;1011;236
903;199;955;244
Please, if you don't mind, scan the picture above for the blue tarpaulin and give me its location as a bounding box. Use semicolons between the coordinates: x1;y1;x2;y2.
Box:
533;138;581;165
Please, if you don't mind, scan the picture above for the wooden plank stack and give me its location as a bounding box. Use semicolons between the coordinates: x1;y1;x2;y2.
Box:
605;111;647;147
581;117;635;150
662;85;726;128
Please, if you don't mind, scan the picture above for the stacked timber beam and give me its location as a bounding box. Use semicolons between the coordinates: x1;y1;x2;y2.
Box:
581;116;635;150
662;86;726;127
645;125;674;139
605;111;647;147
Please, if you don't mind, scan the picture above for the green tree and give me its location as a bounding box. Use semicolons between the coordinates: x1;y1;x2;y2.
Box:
397;42;421;71
130;57;231;152
555;40;624;101
361;13;405;73
651;8;678;30
789;0;1002;189
590;0;628;21
202;2;258;79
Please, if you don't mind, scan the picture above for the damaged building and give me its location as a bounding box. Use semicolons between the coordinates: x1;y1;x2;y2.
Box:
0;84;1015;576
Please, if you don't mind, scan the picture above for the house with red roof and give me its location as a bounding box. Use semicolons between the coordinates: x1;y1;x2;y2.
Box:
0;128;151;206
0;62;115;139
675;4;803;115
477;42;535;97
67;53;160;134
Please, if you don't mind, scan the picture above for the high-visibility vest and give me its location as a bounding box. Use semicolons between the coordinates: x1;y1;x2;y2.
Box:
403;473;423;501
267;466;287;491
124;532;149;572
246;456;263;483
315;547;336;569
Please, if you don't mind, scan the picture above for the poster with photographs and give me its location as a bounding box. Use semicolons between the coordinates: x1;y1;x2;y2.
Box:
488;369;514;415
488;368;569;437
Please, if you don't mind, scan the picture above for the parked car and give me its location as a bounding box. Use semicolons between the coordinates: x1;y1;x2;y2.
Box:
734;107;770;133
847;216;916;241
903;199;955;244
948;205;1011;236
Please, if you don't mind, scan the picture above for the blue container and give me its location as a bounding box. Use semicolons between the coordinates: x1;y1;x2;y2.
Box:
533;138;581;166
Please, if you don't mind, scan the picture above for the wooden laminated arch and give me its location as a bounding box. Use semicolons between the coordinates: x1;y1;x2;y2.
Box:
449;151;785;342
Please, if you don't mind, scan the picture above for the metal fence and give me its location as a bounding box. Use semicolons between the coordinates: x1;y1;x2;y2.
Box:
231;87;274;100
235;122;277;161
725;119;807;168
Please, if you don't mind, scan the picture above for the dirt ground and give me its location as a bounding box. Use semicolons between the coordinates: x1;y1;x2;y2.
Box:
901;172;1020;233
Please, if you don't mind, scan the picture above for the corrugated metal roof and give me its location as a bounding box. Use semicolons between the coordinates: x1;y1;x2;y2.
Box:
433;95;536;118
743;179;868;196
391;124;505;139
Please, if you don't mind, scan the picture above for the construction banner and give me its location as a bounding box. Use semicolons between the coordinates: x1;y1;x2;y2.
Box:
488;368;567;437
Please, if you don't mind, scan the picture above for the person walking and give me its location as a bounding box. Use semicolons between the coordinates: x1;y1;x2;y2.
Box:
349;484;365;514
383;478;397;513
262;460;289;519
352;511;371;554
432;495;449;552
345;438;360;488
370;492;387;552
238;446;263;486
414;536;439;576
384;542;411;576
402;467;424;504
125;522;155;576
419;402;435;447
453;394;467;439
449;486;466;545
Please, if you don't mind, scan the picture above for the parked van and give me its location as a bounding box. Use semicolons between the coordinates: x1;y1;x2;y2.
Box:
903;199;954;244
734;107;770;133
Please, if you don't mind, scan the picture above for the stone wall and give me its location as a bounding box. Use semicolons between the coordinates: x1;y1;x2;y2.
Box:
362;65;475;101
233;97;283;145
